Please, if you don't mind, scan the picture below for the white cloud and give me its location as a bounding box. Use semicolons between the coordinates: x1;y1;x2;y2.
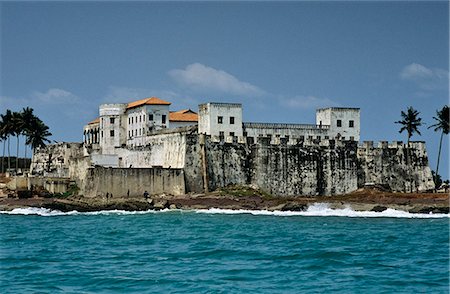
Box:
400;63;448;91
280;95;339;109
32;88;80;104
168;63;265;97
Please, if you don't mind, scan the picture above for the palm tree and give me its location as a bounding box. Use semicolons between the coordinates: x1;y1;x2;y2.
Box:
395;106;422;146
21;107;35;164
11;111;24;172
428;105;449;186
26;117;52;151
0;110;15;172
0;117;6;173
395;106;422;192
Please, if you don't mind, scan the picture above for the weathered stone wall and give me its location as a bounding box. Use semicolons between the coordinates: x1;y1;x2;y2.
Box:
251;139;358;196
81;167;185;198
357;141;435;192
31;136;436;197
30;143;85;178
184;136;358;196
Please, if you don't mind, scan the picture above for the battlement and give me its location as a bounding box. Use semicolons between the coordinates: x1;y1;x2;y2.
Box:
358;141;427;149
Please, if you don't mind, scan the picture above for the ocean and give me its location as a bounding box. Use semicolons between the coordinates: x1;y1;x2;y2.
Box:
1;204;449;293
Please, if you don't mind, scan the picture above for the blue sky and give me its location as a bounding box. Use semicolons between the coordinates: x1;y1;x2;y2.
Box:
1;1;449;178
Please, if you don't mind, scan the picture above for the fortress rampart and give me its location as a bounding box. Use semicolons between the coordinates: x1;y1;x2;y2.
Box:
30;134;435;197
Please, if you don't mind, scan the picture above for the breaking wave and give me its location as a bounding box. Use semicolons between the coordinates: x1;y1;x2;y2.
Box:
0;207;173;217
196;203;449;218
1;203;448;218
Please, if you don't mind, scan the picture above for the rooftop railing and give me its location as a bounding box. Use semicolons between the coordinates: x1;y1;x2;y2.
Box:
243;122;330;130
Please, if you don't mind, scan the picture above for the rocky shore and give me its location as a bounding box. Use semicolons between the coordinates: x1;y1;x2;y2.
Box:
0;186;448;214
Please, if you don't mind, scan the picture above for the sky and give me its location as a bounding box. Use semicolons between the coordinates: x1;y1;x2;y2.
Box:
1;1;449;179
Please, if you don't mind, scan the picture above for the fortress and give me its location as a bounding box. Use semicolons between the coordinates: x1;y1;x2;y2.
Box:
30;97;435;197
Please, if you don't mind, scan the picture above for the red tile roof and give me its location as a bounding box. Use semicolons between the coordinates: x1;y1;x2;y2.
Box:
127;97;171;109
88;117;100;125
169;109;198;122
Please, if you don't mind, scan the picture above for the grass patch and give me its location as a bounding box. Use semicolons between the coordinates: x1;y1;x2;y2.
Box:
219;185;273;199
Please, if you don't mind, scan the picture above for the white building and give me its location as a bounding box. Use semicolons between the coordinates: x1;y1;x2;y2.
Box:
316;107;360;141
197;103;360;143
84;97;360;165
198;102;243;138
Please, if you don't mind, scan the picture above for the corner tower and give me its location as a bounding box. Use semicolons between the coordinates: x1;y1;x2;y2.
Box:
198;102;243;138
316;107;360;141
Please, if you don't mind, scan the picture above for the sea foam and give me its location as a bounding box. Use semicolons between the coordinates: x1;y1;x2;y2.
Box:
195;203;449;219
1;203;448;218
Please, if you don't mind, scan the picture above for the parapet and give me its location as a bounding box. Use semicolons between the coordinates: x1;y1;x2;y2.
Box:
357;141;427;149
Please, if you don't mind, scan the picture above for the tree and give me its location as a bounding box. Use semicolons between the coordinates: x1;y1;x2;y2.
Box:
0;116;6;173
11;111;24;172
428;105;449;186
395;106;422;146
20;107;35;162
0;110;15;172
26;117;52;151
395;107;422;192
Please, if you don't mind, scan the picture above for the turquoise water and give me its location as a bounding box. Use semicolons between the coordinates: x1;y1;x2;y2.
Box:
1;207;449;293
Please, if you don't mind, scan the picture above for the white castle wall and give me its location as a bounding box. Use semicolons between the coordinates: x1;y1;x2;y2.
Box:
243;122;330;144
198;103;243;137
99;104;127;154
316;108;360;141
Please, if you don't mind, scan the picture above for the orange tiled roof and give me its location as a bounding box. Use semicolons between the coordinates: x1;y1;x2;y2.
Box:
88;117;100;125
127;97;171;109
169;109;198;122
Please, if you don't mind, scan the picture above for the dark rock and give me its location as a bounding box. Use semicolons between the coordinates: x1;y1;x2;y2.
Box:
281;202;307;212
411;207;449;214
371;205;387;212
153;199;169;210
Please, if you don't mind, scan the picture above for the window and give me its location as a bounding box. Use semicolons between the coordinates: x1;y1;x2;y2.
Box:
143;114;145;121
350;136;355;141
149;114;154;121
308;136;313;140
131;117;134;124
230;132;235;136
218;116;223;124
342;137;346;140
316;136;321;140
140;116;142;123
219;131;224;137
110;130;115;137
349;120;354;128
110;117;115;124
243;131;248;137
128;130;130;138
300;135;305;141
139;129;141;136
230;116;235;124
162;115;166;124
128;117;131;124
337;119;342;127
324;136;329;139
101;131;103;138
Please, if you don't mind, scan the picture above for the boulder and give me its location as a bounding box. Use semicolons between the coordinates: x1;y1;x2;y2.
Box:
371;205;387;212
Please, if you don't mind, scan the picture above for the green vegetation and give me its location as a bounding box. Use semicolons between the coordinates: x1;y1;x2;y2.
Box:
395;106;423;146
0;107;52;173
54;184;80;198
219;185;273;199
